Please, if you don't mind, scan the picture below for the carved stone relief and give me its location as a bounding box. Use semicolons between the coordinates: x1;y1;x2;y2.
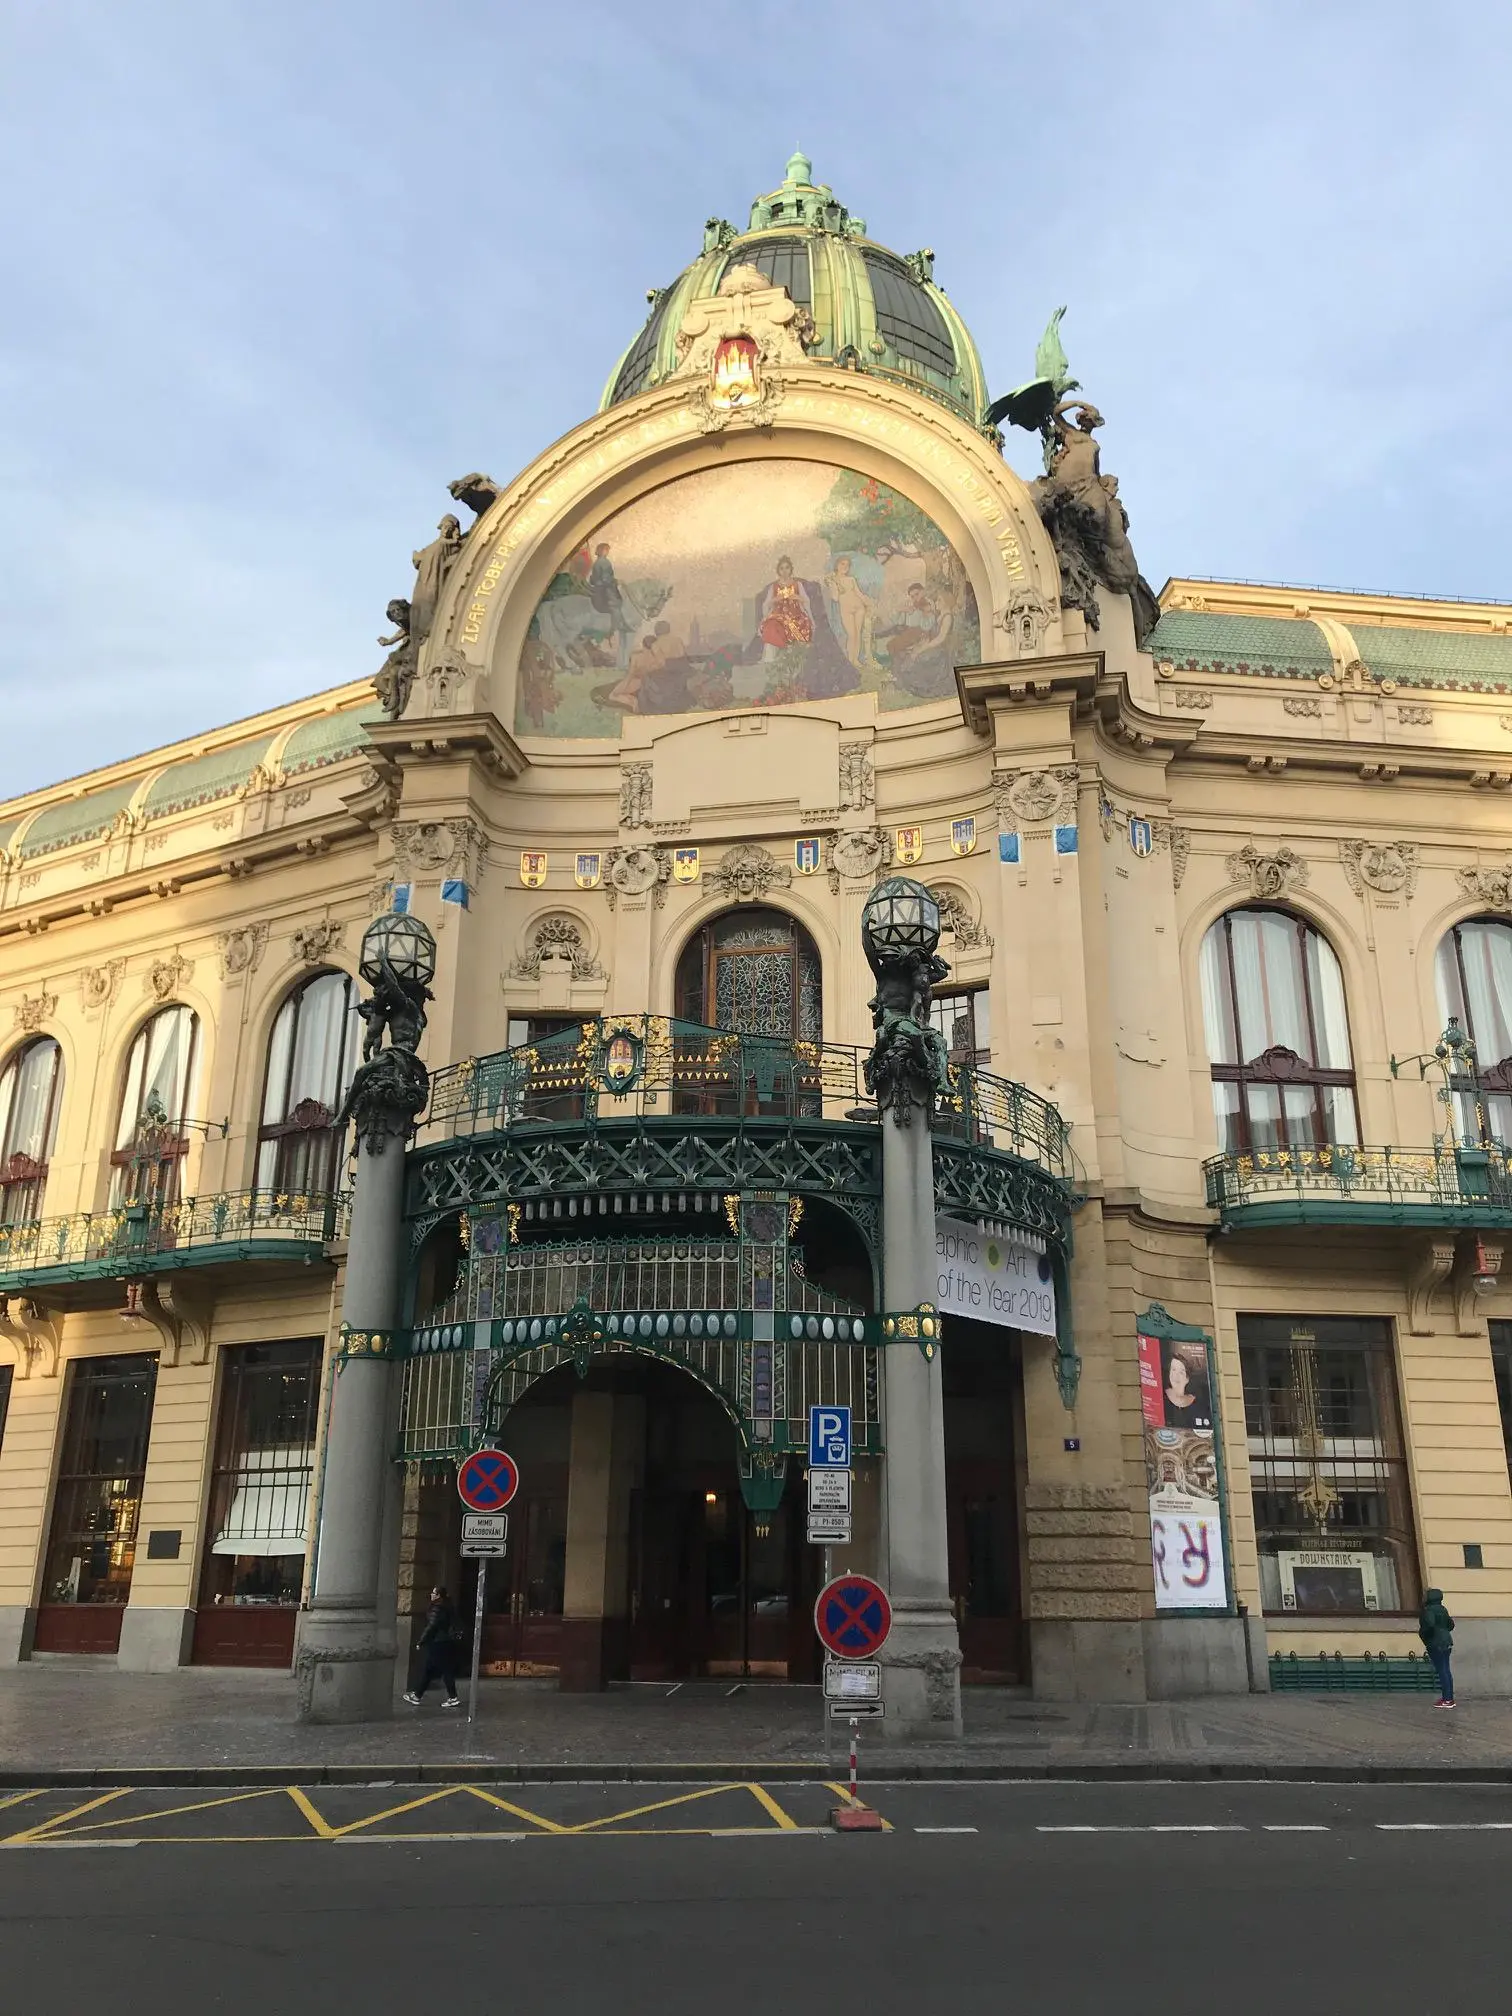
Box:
619;764;653;828
145;952;193;1002
14;989;57;1032
509;914;606;982
1170;690;1213;710
391;817;485;885
80;958;124;1009
1283;697;1323;717
1458;862;1512;912
216;923;269;982
825;828;891;892
999;585;1054;654
290;918;345;966
998;767;1078;826
1225;844;1308;901
929;886;993;951
1396;705;1433;726
604;846;670;911
1340;840;1419;899
838;742;875;811
707;844;790;903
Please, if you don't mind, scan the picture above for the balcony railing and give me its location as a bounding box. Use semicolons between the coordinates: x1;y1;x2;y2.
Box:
422;1016;1074;1183
0;1187;345;1286
1204;1142;1512;1227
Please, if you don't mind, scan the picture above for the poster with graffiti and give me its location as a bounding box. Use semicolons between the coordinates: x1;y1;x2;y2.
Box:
1138;1330;1229;1611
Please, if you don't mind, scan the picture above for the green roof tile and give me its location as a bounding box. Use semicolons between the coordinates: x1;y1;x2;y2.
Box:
1355;625;1512;693
19;781;138;859
1146;610;1334;679
281;703;384;778
142;736;275;821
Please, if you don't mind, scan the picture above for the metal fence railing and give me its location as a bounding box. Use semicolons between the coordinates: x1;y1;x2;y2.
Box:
1204;1142;1512;1218
0;1188;344;1283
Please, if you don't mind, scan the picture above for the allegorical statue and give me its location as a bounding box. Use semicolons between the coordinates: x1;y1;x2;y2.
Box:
409;513;463;644
448;471;504;523
338;913;438;1154
987;309;1160;646
373;597;416;721
860;879;954;1125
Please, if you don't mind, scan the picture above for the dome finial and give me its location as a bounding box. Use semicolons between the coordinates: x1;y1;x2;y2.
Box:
785;147;813;186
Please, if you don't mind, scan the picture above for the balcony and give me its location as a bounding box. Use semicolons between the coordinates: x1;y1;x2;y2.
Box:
0;1187;345;1294
1204;1142;1512;1230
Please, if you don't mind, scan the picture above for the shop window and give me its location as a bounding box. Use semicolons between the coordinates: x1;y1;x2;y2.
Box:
928;987;990;1069
1240;1316;1418;1615
505;1015;586;1122
110;1006;198;1209
1199;908;1358;1154
673;908;822;1116
1436;919;1512;1144
257;972;359;1194
0;1037;63;1224
1490;1322;1512;1480
199;1340;321;1612
40;1354;157;1610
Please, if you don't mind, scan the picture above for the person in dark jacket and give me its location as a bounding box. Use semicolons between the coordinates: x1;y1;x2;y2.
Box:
1418;1587;1456;1706
404;1586;461;1707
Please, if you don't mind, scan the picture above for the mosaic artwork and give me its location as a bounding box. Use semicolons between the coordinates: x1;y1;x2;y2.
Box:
515;459;981;735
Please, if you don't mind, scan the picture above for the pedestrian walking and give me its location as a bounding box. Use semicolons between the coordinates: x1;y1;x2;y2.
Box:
1418;1586;1456;1706
404;1585;461;1707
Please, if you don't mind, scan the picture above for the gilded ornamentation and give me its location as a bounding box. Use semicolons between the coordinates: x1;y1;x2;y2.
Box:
1225;844;1308;901
838;741;874;810
826;827;891;891
14;989;57;1033
145;951;193;1002
509;915;606;982
290;918;345;966
216;923;268;982
80;958;124;1009
708;844;790;903
619;764;653;828
1458;862;1512;912
672;263;810;431
1340;840;1419;898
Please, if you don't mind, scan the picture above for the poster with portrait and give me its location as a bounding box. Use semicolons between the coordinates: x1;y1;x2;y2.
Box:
1138;1329;1229;1611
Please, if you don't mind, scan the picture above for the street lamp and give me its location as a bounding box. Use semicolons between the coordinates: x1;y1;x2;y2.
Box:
861;877;942;964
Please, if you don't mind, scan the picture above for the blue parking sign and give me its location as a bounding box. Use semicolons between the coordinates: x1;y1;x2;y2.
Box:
809;1405;851;1469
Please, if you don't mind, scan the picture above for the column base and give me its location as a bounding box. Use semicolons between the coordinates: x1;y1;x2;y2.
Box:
0;1604;36;1663
878;1602;963;1738
294;1609;396;1723
1030;1618;1147;1701
117;1606;195;1671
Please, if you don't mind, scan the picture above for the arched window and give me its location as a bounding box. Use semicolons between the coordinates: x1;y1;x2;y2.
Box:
1436;918;1512;1143
1199;908;1358;1154
110;1005;199;1209
673;908;822;1116
0;1038;64;1224
257;972;359;1194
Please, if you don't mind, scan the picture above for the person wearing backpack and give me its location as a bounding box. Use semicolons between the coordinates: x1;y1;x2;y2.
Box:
1418;1587;1456;1706
404;1586;461;1708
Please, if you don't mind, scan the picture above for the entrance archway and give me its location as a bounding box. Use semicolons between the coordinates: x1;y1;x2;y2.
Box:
942;1317;1028;1683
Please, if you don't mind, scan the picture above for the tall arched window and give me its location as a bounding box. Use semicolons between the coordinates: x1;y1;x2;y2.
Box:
1436;918;1512;1143
110;1005;199;1209
674;908;822;1115
0;1038;64;1224
257;971;359;1194
1199;908;1358;1154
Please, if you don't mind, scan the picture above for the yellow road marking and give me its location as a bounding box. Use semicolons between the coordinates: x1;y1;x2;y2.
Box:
564;1783;743;1833
328;1787;468;1837
824;1780;893;1830
286;1787;339;1839
60;1788;281;1835
745;1782;800;1829
462;1786;570;1833
0;1790;45;1816
8;1789;130;1844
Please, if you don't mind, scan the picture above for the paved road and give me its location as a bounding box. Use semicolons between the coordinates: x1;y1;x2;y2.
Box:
7;1783;1512;2012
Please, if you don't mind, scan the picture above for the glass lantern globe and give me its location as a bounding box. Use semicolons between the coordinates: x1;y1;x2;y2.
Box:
359;910;438;988
861;877;941;961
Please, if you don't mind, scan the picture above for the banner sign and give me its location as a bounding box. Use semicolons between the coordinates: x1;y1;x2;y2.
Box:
932;1217;1056;1337
1138;1328;1228;1611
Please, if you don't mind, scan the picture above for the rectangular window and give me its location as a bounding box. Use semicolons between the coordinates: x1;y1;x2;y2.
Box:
199;1340;321;1613
1490;1322;1512;1479
41;1354;158;1609
505;1016;585;1121
1240;1316;1418;1615
928;988;991;1069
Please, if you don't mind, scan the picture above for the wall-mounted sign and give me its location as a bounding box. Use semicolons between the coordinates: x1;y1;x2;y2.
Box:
1138;1321;1229;1612
932;1217;1056;1337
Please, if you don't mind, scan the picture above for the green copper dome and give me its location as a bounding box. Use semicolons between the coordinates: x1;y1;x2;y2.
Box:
601;153;989;428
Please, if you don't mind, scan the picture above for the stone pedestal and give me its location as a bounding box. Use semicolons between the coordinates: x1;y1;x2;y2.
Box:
878;1112;963;1737
296;1133;406;1723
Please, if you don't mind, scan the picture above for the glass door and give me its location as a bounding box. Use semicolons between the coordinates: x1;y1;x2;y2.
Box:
35;1353;158;1654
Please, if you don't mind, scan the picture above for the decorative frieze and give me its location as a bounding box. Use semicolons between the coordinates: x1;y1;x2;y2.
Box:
1340;840;1418;899
290;918;345;966
390;816;486;885
1225;843;1308;901
145;951;193;1001
1282;696;1322;717
997;766;1078;826
837;741;874;810
1458;862;1512;912
619;764;653;828
825;827;891;892
80;958;124;1009
603;846;669;911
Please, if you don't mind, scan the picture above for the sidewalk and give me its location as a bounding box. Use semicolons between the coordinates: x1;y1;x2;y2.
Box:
4;1667;1512;1783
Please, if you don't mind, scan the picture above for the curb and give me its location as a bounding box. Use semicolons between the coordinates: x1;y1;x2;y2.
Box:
4;1760;1512;1789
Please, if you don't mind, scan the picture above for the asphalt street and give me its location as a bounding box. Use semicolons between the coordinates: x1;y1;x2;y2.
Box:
5;1782;1512;2013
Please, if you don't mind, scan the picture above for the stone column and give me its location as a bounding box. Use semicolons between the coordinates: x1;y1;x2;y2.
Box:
862;878;963;1738
296;912;435;1723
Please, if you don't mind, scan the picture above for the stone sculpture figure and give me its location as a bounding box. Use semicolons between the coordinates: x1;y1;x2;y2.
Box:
862;938;953;1124
409;514;463;643
448;472;504;523
1030;402;1160;645
339;947;433;1154
374;598;416;720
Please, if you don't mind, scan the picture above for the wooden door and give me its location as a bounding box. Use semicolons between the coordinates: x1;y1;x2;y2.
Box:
478;1493;566;1675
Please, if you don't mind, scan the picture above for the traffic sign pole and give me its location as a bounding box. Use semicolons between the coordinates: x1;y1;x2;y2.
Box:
468;1556;486;1728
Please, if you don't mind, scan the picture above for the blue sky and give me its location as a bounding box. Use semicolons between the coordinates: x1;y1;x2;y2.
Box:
2;0;1506;797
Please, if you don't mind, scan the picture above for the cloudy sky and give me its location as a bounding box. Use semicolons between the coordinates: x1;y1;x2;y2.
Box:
2;0;1506;797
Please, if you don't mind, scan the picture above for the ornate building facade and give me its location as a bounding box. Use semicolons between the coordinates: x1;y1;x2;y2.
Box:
4;153;1512;1704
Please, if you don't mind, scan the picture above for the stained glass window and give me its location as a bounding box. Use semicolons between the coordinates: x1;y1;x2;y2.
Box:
674;909;822;1114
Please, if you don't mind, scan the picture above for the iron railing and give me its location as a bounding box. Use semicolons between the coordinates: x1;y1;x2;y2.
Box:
1204;1142;1512;1221
422;1016;1073;1181
0;1187;345;1284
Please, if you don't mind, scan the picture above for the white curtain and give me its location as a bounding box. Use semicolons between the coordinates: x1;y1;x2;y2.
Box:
115;1006;196;1149
0;1041;61;1162
1439;921;1512;1067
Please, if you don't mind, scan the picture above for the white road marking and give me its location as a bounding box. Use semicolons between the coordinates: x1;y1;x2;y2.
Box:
914;1826;979;1834
1376;1822;1512;1831
1037;1824;1248;1834
1264;1825;1331;1832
